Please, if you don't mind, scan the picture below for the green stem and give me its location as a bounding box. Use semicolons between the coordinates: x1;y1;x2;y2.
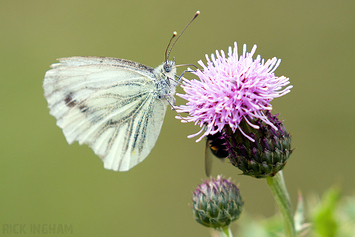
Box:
217;226;233;237
266;171;295;237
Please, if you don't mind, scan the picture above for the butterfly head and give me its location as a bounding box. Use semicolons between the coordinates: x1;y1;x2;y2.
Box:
160;59;176;81
163;60;173;73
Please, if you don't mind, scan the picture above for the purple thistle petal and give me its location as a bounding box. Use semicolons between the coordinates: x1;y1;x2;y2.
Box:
176;42;292;142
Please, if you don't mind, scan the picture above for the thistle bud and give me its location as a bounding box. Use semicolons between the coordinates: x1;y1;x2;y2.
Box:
226;112;292;178
191;175;243;228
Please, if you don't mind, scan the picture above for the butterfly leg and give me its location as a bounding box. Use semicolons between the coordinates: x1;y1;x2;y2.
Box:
176;69;195;83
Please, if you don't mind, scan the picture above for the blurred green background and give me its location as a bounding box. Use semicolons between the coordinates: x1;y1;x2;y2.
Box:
1;0;354;236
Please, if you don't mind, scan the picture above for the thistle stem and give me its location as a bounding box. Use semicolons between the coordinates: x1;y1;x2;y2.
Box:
266;171;295;237
217;226;233;237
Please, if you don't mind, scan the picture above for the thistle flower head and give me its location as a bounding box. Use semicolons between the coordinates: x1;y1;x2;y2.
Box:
192;175;243;228
176;42;292;142
226;112;292;178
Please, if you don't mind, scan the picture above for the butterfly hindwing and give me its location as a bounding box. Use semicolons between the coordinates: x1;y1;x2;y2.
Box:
43;57;169;171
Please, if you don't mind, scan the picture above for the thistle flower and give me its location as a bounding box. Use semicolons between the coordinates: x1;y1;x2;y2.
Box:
176;42;292;142
192;175;243;228
226;112;292;178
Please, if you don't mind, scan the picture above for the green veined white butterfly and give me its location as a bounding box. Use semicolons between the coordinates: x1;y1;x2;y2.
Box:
43;11;199;172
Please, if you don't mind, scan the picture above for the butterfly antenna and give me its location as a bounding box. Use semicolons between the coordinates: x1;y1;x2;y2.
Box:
165;31;178;62
175;63;199;70
166;10;200;61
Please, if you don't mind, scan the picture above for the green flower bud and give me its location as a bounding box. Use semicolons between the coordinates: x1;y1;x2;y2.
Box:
191;175;243;228
226;111;292;178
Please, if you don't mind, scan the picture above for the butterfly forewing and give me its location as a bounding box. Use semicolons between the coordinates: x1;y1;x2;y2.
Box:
43;57;172;171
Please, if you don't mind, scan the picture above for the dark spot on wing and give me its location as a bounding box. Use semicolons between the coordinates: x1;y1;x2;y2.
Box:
107;119;118;126
65;93;88;113
79;104;88;113
65;93;76;107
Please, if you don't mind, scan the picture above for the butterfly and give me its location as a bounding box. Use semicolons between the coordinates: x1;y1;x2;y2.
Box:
43;11;200;172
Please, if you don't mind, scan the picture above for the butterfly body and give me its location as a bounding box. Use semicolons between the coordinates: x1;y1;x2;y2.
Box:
43;56;177;171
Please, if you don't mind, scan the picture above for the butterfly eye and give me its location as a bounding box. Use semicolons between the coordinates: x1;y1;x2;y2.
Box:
164;63;172;73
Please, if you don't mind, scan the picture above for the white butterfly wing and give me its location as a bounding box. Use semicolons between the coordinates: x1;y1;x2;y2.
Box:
43;57;169;171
